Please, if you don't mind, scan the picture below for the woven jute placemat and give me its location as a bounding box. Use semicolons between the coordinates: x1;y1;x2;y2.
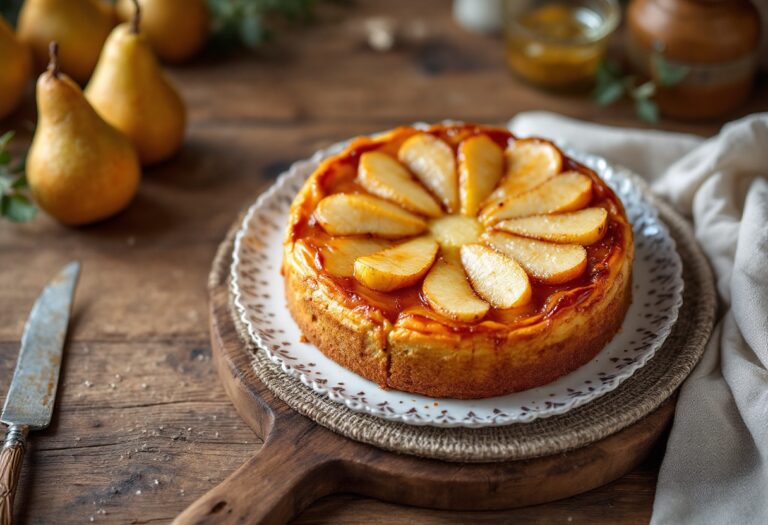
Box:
210;184;716;463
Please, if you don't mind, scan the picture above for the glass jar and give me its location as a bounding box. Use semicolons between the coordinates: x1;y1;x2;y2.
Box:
505;0;620;90
627;0;760;120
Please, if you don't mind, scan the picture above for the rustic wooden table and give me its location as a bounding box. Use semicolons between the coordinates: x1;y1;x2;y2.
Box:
1;1;765;523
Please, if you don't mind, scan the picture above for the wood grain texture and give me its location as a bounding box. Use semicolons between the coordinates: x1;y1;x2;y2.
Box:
0;0;763;523
0;431;27;525
170;283;674;525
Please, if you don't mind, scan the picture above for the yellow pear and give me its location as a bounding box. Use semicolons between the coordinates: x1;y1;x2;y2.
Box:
28;43;140;226
17;0;114;84
86;4;186;166
116;0;209;63
0;17;32;119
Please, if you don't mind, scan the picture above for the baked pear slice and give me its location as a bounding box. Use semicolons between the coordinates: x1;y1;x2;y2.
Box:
320;237;393;278
315;194;427;238
428;215;483;254
488;140;562;202
458;134;504;216
460;244;531;309
398;133;459;213
354;236;438;292
484;232;587;284
480;171;592;225
423;257;489;322
358;151;442;218
495;207;608;245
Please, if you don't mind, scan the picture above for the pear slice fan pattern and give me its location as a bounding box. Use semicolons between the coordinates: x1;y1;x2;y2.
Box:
313;133;609;322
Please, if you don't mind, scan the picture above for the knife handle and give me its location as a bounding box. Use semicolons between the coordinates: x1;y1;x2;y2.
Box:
0;425;28;525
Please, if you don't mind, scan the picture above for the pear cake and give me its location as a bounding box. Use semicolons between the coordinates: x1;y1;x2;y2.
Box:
282;123;633;399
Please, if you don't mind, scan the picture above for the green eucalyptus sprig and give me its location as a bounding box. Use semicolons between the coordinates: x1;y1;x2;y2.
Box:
207;0;328;51
0;131;36;223
593;60;658;123
2;0;334;51
593;55;690;124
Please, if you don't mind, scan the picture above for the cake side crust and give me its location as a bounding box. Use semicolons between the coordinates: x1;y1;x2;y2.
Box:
385;253;632;398
283;231;633;399
283;252;390;386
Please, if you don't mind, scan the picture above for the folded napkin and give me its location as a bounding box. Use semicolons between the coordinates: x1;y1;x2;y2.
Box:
508;112;768;525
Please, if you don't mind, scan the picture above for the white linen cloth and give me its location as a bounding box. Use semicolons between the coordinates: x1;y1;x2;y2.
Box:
508;112;768;525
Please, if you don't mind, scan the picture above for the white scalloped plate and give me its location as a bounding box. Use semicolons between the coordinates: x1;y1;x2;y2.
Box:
231;131;684;428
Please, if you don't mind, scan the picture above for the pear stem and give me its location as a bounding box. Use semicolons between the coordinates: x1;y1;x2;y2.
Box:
131;0;141;34
47;41;60;78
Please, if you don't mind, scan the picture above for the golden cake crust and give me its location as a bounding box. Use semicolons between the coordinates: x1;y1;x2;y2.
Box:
282;123;634;399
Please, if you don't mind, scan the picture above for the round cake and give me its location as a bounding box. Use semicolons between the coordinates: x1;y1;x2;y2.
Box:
282;123;633;399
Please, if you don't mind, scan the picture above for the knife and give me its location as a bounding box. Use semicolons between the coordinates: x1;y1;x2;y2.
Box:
0;261;80;525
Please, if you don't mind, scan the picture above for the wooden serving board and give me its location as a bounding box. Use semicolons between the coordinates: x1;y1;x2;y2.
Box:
172;282;675;525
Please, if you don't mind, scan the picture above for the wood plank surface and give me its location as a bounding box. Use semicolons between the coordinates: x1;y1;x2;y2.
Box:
0;1;762;523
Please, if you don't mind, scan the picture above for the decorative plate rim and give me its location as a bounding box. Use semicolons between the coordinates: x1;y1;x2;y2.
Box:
230;125;684;428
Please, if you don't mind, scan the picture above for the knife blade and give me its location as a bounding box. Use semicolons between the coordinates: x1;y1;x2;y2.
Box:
0;261;80;525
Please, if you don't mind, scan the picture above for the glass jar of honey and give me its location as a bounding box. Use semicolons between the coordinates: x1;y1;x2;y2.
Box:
505;0;621;90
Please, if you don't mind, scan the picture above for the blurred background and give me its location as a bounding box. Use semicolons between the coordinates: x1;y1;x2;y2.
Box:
0;2;767;523
2;0;766;224
2;0;767;129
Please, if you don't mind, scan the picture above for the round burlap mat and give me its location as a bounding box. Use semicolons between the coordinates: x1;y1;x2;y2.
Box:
210;184;716;463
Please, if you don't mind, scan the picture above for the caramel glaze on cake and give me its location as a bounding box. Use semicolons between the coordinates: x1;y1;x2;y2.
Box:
282;123;633;399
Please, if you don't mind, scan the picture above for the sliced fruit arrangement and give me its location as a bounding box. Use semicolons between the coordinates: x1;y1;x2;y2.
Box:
354;236;438;292
495;207;608;245
488;140;562;203
358;152;443;218
423;257;489;322
484;232;587;285
398;133;459;213
319;237;393;278
428;215;483;253
480;171;592;225
460;244;531;309
314;193;426;238
458;134;503;216
310;131;616;321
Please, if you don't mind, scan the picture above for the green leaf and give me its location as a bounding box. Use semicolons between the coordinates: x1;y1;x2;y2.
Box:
0;128;35;223
593;59;629;107
207;0;329;52
10;174;28;189
593;81;625;106
239;12;265;48
652;54;689;87
595;59;621;81
2;194;36;222
0;130;17;168
0;130;14;150
631;81;656;100
635;98;660;124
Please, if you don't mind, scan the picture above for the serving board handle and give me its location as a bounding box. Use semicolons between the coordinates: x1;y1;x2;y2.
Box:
172;415;337;525
172;278;677;524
